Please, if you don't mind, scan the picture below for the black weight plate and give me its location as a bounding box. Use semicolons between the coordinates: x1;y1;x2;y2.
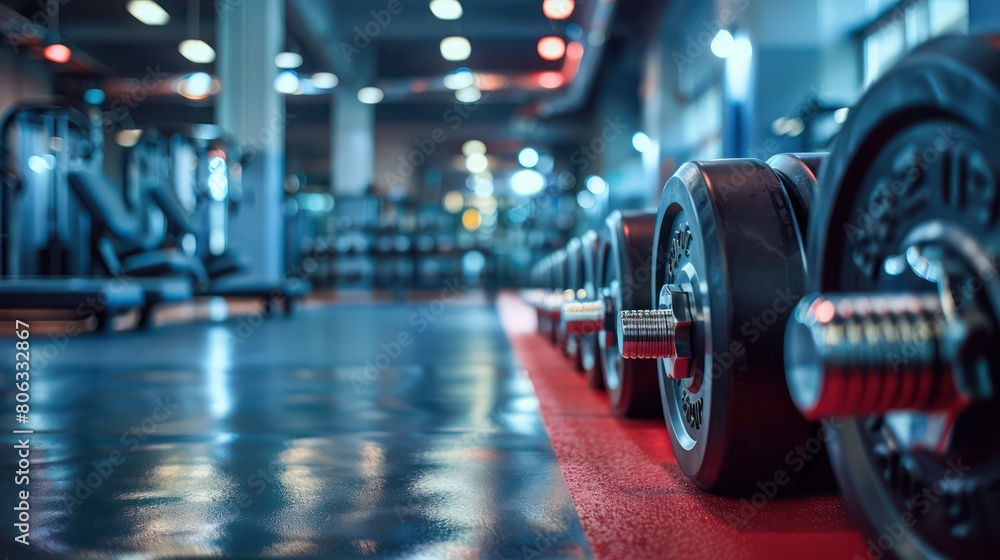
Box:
566;237;585;363
578;229;603;389
535;256;553;339
651;159;816;491
551;248;569;347
598;211;661;417
807;35;1000;559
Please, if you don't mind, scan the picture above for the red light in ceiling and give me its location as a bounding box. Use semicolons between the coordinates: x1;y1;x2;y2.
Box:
542;0;575;20
566;41;584;60
538;72;565;89
43;44;72;64
537;36;566;61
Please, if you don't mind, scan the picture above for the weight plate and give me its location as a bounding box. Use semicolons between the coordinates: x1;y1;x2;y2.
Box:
651;158;818;491
578;230;603;388
551;248;569;347
566;237;585;362
598;211;661;416
806;36;1000;559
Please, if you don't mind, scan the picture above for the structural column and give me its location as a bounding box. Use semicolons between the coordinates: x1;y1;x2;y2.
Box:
332;88;375;197
216;0;285;284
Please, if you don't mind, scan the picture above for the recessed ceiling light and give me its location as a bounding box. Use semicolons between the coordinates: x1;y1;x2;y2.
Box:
127;0;170;25
537;36;566;61
311;72;339;89
518;148;540;168
178;39;216;63
174;72;219;100
444;68;475;90
510;169;545;196
275;52;303;69
537;71;564;89
462;140;486;156
358;87;384;104
440;36;471;61
274;71;299;94
465;153;488;174
542;0;575;20
43;44;72;64
455;86;481;103
430;0;463;20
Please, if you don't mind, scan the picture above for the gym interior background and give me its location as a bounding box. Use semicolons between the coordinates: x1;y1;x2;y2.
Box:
0;0;997;558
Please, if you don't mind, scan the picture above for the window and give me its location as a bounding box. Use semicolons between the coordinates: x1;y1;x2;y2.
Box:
862;0;968;86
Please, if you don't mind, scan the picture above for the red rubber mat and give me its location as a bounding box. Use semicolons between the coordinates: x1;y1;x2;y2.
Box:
497;293;870;560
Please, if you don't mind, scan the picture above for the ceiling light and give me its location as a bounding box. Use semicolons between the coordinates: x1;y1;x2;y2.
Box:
358;87;384;104
632;132;652;153
311;72;339;89
537;37;566;61
585;175;607;195
465;153;488;174
274;71;299;94
510;169;545;197
43;44;72;64
461;208;482;231
444;68;475;90
440;36;471;61
474;178;494;197
443;190;465;213
178;39;215;63
430;0;463;20
537;71;564;89
518;148;539;168
710;29;735;59
455;86;481;103
462;140;486;156
542;0;575;20
474;73;507;91
174;72;219;100
127;0;170;25
275;51;303;69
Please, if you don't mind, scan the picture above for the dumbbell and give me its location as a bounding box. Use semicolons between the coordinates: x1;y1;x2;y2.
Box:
524;260;550;336
528;249;570;346
616;153;825;491
784;36;999;559
562;231;603;385
562;212;661;411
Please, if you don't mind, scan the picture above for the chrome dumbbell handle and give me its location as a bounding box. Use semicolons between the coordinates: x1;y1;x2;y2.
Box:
785;292;962;419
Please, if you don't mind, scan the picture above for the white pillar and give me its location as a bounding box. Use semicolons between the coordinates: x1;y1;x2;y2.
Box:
216;0;286;284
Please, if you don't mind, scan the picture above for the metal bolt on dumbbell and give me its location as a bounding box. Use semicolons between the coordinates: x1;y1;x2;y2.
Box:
784;291;992;419
617;284;694;378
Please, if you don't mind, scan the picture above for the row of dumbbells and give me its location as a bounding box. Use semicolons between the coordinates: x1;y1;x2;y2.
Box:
523;36;999;559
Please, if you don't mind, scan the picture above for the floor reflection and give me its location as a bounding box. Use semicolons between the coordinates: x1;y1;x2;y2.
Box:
1;303;590;558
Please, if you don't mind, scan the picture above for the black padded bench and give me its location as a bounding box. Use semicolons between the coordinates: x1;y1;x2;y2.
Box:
0;278;145;331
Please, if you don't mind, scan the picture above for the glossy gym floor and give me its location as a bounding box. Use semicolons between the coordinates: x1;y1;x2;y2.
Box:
1;298;593;558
